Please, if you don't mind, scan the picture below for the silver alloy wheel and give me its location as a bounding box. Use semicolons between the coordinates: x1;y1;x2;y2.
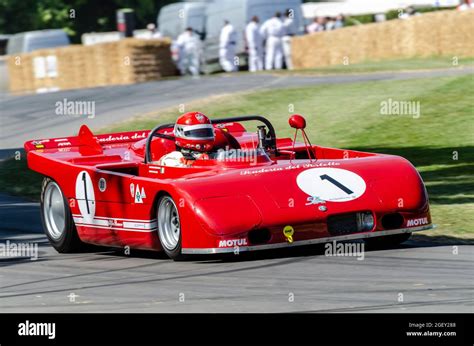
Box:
43;182;66;240
157;196;181;251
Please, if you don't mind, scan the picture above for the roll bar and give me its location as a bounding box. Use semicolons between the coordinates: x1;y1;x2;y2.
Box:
144;115;277;163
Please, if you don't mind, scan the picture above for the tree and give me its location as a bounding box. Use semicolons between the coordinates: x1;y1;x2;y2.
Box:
0;0;178;42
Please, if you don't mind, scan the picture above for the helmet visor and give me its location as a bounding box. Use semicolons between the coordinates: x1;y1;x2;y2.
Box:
183;127;214;139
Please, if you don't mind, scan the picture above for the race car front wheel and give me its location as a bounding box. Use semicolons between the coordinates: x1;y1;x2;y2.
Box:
41;178;84;253
364;232;411;250
157;195;184;260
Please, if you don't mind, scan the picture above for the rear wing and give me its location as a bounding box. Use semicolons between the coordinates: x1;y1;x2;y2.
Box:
24;125;150;153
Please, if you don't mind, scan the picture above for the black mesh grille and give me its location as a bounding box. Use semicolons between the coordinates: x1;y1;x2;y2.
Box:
327;213;361;236
248;229;271;245
381;213;404;230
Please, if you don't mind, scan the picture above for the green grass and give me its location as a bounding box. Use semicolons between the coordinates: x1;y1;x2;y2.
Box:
268;56;474;75
0;156;42;200
103;74;473;148
2;72;473;241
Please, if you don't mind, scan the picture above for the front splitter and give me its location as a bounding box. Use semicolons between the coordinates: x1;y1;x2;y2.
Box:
182;224;434;254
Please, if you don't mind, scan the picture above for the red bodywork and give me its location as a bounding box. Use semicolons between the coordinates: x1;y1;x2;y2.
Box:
25;118;432;254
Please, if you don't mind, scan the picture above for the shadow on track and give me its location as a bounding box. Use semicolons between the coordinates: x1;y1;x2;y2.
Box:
96;235;470;264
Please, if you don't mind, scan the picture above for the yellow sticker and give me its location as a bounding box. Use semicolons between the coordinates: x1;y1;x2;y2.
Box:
283;225;294;243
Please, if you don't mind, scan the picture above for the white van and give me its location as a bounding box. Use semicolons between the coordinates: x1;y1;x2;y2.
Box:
157;2;208;40
203;0;304;72
6;29;70;55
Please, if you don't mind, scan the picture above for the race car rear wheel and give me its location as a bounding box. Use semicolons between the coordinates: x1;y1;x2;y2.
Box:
157;195;183;260
41;178;84;253
364;232;411;250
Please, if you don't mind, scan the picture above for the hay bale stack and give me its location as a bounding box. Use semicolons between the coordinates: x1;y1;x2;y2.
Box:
292;9;474;69
122;38;176;82
391;17;416;58
438;10;474;57
7;38;176;93
7;54;34;93
31;49;60;91
413;12;439;57
292;32;332;68
54;45;91;89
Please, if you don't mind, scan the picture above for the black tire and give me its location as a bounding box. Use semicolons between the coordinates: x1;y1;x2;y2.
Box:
156;195;185;261
40;178;84;253
364;232;411;250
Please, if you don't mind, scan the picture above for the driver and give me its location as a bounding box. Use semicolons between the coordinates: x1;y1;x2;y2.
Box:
159;112;215;167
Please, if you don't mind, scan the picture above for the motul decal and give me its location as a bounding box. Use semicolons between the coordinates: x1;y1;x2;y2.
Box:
218;239;248;248
406;217;428;227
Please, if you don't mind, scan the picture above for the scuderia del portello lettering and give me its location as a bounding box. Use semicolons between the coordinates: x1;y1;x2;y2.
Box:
97;132;147;143
18;320;56;339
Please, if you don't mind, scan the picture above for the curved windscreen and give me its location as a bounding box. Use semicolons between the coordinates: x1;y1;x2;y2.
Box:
214;148;268;162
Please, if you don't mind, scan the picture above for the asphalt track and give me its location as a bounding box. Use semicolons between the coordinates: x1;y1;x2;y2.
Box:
0;69;473;312
0;192;473;313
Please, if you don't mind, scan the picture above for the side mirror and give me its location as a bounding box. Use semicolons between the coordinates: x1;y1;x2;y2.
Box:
289;114;306;130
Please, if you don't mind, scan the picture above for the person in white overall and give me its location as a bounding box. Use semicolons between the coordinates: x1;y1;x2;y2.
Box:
176;27;201;76
219;20;238;72
282;9;296;70
260;12;285;70
245;16;264;72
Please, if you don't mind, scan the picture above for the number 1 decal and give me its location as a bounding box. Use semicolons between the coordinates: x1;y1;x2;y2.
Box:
82;172;90;214
296;168;366;202
75;171;96;220
320;174;354;195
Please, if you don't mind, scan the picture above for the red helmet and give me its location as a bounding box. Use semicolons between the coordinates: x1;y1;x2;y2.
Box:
174;112;215;152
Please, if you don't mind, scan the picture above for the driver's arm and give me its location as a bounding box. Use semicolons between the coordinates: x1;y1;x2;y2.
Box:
158;151;187;167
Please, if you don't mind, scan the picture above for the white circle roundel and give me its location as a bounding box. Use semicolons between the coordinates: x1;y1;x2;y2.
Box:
296;168;366;202
75;171;95;221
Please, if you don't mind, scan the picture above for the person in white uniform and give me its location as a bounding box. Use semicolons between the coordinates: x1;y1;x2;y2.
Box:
146;23;162;39
282;9;296;70
176;27;201;76
260;12;285;70
245;16;263;72
307;17;325;34
219;20;238;72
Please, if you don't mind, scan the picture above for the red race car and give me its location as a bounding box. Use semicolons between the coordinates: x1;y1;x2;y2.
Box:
25;114;433;260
